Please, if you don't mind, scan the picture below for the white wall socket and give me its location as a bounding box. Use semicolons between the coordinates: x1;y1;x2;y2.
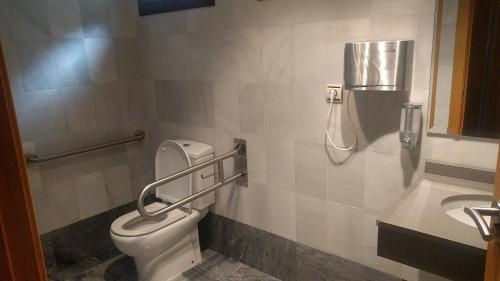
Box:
326;84;343;104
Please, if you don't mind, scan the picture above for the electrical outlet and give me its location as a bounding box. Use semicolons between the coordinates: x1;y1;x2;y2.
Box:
326;84;343;104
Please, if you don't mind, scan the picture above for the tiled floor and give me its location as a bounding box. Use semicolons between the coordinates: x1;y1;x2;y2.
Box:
49;250;281;281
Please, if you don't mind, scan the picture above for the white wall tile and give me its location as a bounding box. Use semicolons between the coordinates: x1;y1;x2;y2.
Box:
327;151;364;208
362;212;403;277
265;84;294;140
261;25;293;84
292;83;327;144
104;165;133;207
295;193;327;249
427;137;499;170
213;81;240;132
61;85;97;133
32;179;80;234
295;142;327;199
238;83;267;136
364;151;418;213
292;21;329;84
84;38;118;83
110;0;138;37
47;0;83;38
266;138;295;191
292;0;332;23
76;172;111;219
326;201;363;263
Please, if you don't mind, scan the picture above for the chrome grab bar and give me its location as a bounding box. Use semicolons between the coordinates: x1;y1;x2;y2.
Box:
25;130;146;163
137;141;247;219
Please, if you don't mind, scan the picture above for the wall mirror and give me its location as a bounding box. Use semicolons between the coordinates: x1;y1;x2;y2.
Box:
428;0;499;139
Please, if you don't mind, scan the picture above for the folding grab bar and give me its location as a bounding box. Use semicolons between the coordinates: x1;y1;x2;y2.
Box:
137;141;247;219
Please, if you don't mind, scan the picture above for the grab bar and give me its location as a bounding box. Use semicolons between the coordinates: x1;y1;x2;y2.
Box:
24;130;146;163
137;141;247;219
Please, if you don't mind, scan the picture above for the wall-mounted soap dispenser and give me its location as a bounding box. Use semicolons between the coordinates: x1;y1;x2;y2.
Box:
344;40;413;91
400;103;422;149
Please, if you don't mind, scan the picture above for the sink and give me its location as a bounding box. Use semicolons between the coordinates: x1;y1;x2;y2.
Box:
441;194;493;228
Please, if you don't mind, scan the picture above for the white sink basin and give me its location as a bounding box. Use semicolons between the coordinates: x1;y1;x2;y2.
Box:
441;194;493;228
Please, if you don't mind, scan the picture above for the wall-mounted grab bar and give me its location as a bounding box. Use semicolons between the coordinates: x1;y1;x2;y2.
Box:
137;141;247;219
24;130;146;163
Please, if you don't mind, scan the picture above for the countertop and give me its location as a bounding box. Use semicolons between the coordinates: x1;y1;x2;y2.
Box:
378;174;493;250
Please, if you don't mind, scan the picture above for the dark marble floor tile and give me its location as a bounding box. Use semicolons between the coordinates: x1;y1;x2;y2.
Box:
41;232;58;274
48;202;135;271
207;214;296;281
182;265;223;281
238;228;296;281
197;250;240;277
363;266;401;281
296;244;363;281
226;265;281;281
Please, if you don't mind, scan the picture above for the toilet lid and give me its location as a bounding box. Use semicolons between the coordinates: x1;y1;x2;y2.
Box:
111;202;189;237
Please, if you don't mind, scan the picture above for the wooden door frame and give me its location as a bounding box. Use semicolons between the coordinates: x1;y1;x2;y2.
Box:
484;145;500;281
447;0;474;135
0;41;47;280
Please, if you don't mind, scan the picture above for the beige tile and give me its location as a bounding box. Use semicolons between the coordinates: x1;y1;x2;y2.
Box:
295;193;327;251
213;81;240;132
263;185;296;240
32;179;80;234
368;14;418;41
427;137;499;170
76;172;111;219
256;0;294;27
84;38;118;83
266;138;294;191
114;38;142;80
261;25;293;84
326;201;363;263
245;134;267;186
214;182;296;241
265;83;294;140
402;265;453;281
94;83;127;129
362;212;403;277
238;82;266;136
331;0;370;19
13;89;67;140
62;85;97;134
292;0;332;23
327;151;364;208
104;165;133;207
292;83;328;144
110;0;138;37
47;0;83;38
364;151;418;213
292;21;329;84
295;142;327;199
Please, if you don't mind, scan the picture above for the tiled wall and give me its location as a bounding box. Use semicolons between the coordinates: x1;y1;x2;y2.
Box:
137;0;497;280
0;0;162;234
1;0;497;280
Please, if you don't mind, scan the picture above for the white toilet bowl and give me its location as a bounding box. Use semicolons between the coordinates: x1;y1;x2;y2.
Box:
110;140;216;281
110;203;208;281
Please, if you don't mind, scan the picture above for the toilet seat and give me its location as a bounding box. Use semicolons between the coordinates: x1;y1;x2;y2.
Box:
111;202;191;237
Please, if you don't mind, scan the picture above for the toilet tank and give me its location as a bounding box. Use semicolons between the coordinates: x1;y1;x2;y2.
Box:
155;139;215;211
177;140;215;210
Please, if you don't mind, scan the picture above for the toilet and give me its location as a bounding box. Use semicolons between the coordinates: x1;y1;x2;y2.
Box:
110;140;215;281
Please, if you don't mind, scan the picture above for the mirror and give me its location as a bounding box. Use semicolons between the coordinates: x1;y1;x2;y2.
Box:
428;0;499;139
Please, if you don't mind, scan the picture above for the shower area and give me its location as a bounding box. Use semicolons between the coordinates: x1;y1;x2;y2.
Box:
0;0;463;280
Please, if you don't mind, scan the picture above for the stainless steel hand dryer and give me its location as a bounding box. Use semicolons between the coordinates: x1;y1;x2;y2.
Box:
344;40;413;91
